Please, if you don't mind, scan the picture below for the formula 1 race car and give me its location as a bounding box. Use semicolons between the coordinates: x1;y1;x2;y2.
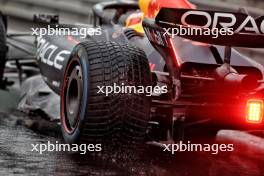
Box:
0;0;264;147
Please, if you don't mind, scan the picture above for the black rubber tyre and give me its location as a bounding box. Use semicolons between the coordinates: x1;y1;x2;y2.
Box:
0;15;7;84
60;40;151;148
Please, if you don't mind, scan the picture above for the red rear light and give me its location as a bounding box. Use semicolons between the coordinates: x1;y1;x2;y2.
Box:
246;99;263;124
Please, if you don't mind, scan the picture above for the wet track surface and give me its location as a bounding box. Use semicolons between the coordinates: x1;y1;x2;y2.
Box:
0;110;264;176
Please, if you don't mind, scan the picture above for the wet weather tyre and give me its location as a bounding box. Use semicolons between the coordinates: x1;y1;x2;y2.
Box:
0;15;7;84
60;40;151;148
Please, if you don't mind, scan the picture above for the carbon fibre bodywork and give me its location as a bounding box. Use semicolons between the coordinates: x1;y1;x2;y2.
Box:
35;23;264;95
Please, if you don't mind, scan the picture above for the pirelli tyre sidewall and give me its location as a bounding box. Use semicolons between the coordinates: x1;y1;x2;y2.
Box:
61;45;89;144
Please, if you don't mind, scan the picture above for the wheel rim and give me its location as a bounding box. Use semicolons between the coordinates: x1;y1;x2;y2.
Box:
62;58;83;134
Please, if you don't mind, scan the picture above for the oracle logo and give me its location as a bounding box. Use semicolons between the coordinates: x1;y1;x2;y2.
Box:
36;36;70;70
180;10;264;34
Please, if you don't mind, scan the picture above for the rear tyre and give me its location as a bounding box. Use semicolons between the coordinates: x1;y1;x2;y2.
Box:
60;40;151;149
0;15;7;86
